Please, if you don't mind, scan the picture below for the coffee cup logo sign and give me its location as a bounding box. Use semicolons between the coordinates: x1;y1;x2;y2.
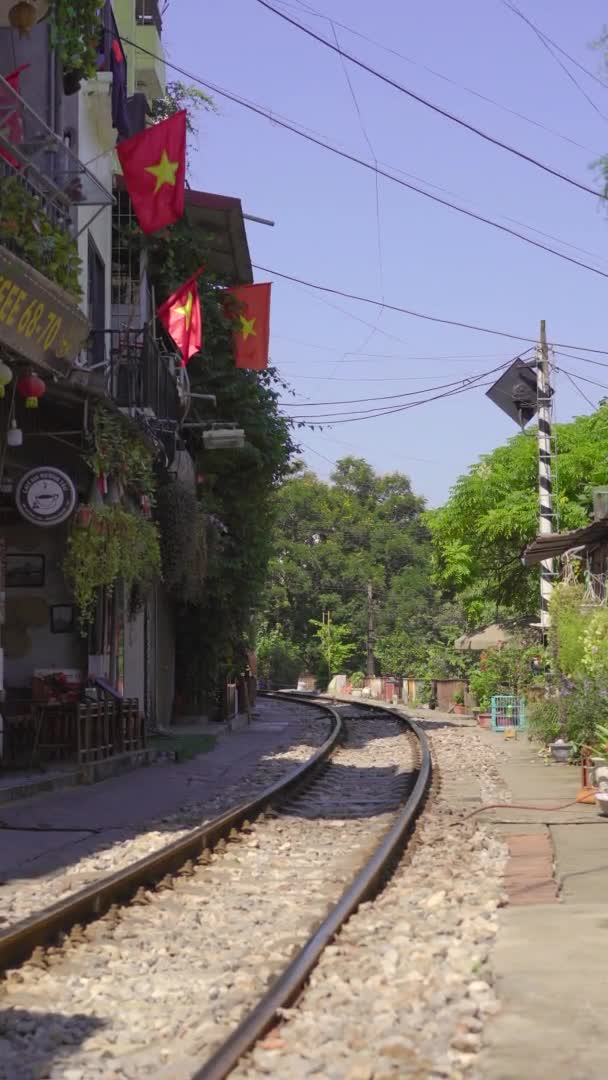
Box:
15;468;77;527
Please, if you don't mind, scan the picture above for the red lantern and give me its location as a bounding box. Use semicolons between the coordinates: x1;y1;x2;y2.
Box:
17;371;46;409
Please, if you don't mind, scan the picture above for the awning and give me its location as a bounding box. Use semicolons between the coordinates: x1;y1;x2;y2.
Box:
185;190;253;284
522;517;608;566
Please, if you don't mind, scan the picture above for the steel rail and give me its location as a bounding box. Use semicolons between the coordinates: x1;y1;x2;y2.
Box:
193;697;432;1080
0;694;342;973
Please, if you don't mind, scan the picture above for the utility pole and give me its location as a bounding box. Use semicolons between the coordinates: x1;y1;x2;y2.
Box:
537;319;554;642
366;580;375;677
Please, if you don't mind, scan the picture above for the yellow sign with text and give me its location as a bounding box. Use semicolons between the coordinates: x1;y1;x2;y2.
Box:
0;246;90;370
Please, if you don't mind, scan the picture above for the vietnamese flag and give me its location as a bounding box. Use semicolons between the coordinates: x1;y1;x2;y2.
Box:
0;65;29;169
116;110;186;234
157;267;203;366
228;283;271;371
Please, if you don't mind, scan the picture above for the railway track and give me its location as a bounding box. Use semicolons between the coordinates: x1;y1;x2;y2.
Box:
0;694;431;1080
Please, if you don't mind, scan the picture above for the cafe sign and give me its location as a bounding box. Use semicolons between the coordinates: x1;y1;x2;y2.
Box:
0;246;90;371
16;467;77;527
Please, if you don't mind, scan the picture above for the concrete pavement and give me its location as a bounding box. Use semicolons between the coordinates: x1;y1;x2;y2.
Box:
0;702;301;886
473;727;608;1080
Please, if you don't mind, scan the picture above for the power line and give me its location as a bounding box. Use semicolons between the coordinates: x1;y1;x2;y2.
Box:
254;0;604;199
121;32;608;281
559;368;598;410
501;0;608;123
254;263;608;354
499;0;608;92
279;363;512;408
554;350;608;370
283;370;498;418
273;0;601;154
282;378;496;424
553;365;608;393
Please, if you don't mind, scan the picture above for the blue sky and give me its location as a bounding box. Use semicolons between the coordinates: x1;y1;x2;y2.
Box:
164;0;608;506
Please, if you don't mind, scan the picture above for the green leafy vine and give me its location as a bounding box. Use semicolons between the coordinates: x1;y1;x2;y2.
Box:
64;506;161;630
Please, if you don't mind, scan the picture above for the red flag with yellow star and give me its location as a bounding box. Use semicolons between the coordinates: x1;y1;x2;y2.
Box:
157;267;203;366
117;111;186;234
228;283;271;371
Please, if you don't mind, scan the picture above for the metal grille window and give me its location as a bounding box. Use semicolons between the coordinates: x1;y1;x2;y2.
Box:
136;0;162;33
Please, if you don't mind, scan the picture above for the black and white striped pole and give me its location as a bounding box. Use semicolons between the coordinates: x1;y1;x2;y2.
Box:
537;320;554;641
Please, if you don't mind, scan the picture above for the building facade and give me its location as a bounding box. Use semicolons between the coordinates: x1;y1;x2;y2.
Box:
0;0;253;766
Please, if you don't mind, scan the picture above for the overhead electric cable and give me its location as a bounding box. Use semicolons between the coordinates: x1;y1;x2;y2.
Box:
559;368;598;410
121;32;608;280
253;0;605;199
501;0;608;122
254;264;608;354
500;0;608;92
274;0;601;153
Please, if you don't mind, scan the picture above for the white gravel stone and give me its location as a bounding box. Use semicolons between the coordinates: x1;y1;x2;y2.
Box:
233;713;508;1080
0;698;331;928
0;707;416;1079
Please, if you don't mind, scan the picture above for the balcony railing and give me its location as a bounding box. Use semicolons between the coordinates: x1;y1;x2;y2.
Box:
136;0;162;34
0;74;113;213
86;327;183;423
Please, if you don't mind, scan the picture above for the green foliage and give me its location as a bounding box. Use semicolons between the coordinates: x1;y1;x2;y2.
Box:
549;584;587;677
150;81;217;163
468;640;539;711
310;617;356;683
64;506;161;630
350;671;366;688
143;219;296;705
527;698;561;746
590;722;608;759
261;456;458;678
428;408;608;617
87;408;156;497
256;625;303;686
49;0;102;79
155;480;207;605
0;177;82;297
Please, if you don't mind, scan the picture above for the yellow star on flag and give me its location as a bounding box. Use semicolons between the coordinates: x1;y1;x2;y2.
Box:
175;290;194;328
239;314;257;341
145;149;179;194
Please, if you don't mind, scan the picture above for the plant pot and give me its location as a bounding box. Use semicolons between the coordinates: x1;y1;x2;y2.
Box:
477;713;491;729
453;704;466;715
592;759;608;792
63;69;83;95
550;740;572;763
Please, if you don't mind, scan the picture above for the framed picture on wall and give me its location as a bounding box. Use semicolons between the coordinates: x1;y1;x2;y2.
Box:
50;605;75;634
6;554;45;588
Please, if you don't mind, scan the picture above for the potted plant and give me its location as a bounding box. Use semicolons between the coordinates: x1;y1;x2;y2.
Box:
589;723;608;790
452;690;466;715
49;0;103;95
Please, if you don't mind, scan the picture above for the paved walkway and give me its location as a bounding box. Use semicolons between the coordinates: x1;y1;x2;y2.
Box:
473;727;608;1080
0;702;300;887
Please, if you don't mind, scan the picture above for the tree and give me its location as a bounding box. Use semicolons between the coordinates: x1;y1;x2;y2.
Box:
144;219;296;707
310;617;356;683
260;456;460;680
427;405;608;619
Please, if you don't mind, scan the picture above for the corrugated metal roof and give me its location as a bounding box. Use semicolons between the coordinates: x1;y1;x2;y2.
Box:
522;517;608;565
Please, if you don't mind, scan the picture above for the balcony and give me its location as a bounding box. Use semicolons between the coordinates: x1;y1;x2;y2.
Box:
86;328;183;429
134;0;165;101
0;74;112;372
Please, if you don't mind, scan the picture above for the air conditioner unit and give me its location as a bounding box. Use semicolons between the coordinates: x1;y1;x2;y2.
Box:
203;425;245;450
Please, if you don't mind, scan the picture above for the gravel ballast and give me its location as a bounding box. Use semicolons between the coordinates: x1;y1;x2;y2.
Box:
233;717;509;1080
0;699;331;930
0;708;416;1079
